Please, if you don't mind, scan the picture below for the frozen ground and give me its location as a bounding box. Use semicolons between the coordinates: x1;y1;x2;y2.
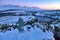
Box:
0;28;54;40
0;5;60;40
0;16;55;40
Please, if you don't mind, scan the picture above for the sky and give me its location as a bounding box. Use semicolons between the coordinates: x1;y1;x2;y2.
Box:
0;0;60;10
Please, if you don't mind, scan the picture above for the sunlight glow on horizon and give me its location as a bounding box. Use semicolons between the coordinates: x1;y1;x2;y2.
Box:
37;4;60;10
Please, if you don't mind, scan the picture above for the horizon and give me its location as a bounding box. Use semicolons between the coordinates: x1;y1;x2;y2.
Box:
0;0;60;10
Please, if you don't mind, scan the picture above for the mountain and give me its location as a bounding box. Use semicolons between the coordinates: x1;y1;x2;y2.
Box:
0;5;41;12
0;5;41;16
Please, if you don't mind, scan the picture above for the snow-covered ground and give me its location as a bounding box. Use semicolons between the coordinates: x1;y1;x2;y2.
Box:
0;16;35;25
0;16;55;40
0;5;60;40
0;28;54;40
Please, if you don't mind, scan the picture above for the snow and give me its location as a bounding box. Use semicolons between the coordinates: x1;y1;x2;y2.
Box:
0;16;20;24
35;12;45;16
0;15;55;40
0;27;55;40
0;5;59;40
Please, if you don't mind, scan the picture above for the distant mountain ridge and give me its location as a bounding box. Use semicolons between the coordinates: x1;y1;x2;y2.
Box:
0;5;41;11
